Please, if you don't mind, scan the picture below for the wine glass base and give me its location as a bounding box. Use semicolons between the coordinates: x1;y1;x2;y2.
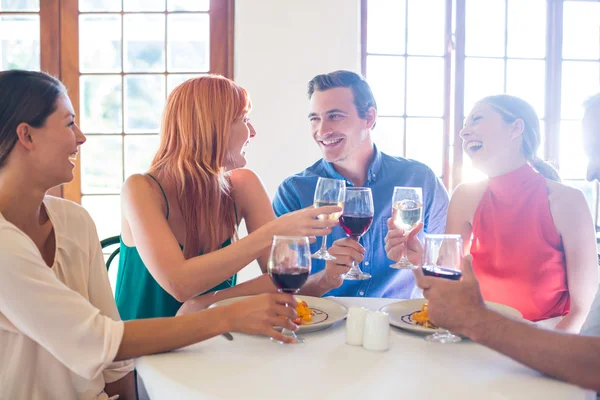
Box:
389;262;418;270
270;336;305;344
425;332;462;344
390;258;417;270
311;251;336;261
343;271;371;280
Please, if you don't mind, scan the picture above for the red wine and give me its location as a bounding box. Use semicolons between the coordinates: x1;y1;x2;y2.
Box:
269;267;309;293
339;214;373;239
422;265;462;281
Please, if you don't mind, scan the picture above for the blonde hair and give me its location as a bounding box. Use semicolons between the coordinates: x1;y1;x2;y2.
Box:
149;75;251;258
479;94;561;182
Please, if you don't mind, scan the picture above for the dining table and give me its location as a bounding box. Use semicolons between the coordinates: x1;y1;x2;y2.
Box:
135;297;595;400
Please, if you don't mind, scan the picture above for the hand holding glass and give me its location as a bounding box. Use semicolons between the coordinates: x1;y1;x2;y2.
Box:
390;186;423;269
312;177;345;260
422;234;463;344
267;235;311;344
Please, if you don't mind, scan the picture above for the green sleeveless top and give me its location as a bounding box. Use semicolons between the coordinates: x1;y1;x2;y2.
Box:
115;174;238;321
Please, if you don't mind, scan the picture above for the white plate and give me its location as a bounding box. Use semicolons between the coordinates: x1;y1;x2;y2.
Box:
210;295;348;333
379;298;523;335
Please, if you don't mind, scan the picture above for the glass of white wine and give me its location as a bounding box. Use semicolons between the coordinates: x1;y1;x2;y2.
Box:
390;186;423;269
312;177;345;260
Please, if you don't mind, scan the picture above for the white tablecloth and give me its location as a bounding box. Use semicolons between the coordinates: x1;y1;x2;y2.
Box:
136;297;594;400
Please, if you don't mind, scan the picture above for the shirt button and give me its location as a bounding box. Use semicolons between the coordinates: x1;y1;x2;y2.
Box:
359;291;365;296
364;261;369;266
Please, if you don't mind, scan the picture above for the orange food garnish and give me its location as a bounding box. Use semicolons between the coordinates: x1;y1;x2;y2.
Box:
412;303;436;329
294;300;313;325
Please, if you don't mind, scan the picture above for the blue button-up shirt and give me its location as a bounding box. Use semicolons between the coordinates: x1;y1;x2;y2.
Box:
272;146;449;299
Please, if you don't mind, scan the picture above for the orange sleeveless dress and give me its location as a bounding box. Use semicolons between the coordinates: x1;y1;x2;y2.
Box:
470;164;569;321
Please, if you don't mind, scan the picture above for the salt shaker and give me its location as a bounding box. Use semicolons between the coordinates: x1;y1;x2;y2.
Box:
345;307;368;346
362;311;390;351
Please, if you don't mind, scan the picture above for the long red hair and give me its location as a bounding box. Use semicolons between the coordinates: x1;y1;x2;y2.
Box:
149;75;251;258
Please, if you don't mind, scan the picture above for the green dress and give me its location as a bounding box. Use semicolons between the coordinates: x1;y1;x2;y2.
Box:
115;174;237;320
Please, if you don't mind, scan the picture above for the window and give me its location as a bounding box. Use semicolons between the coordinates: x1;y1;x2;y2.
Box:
46;0;234;240
364;0;600;229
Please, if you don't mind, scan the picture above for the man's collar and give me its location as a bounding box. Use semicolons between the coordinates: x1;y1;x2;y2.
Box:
320;144;382;186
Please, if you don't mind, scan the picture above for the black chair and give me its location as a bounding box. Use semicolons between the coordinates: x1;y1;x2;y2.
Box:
100;235;120;271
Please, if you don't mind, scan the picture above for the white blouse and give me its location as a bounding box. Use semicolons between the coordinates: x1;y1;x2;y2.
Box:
0;196;134;399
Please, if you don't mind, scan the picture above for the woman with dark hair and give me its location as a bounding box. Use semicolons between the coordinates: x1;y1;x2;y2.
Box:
387;95;597;332
0;70;301;400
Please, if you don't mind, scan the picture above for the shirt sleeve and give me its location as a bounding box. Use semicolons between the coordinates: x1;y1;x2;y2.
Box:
84;215;134;383
0;224;125;381
423;169;450;234
272;179;302;217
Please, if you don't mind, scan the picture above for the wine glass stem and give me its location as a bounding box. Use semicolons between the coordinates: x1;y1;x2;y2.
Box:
319;234;328;252
401;233;409;261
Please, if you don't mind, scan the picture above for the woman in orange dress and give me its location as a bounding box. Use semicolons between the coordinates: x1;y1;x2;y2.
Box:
445;95;597;332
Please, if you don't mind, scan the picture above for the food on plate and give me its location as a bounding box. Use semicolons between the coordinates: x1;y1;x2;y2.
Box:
411;302;436;329
294;300;313;325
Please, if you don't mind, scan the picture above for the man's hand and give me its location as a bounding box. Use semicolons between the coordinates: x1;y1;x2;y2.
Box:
414;255;487;337
385;219;423;266
322;238;365;289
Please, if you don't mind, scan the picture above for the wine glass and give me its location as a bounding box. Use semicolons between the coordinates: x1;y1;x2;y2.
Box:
267;235;311;344
339;187;374;280
390;186;423;269
312;177;345;260
422;234;463;344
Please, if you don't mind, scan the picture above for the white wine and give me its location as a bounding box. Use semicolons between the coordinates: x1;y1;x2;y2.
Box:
392;200;422;231
314;200;344;221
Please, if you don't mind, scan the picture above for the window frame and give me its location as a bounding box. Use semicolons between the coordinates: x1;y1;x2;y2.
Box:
362;0;600;229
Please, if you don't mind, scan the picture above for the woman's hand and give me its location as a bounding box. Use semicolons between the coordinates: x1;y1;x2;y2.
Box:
223;293;299;343
384;219;423;266
268;205;341;239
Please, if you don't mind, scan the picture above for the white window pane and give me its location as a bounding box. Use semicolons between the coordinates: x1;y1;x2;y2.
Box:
406;56;444;117
373;117;404;156
464;58;505;112
79;14;121;73
563;180;595;215
367;55;405;115
124;0;165;11
80;75;122;134
124;14;165;73
0;15;39;70
538;120;545;159
561;61;600;120
79;0;120;12
81;136;123;194
82;195;121;242
563;1;600;60
407;0;445;56
462;151;488;183
167;73;203;96
506;59;545;119
406;118;443;176
124;74;165;133
168;0;209;11
167;14;209;72
506;0;545;58
1;0;38;11
466;0;506;57
367;0;406;54
559;120;586;179
124;135;160;177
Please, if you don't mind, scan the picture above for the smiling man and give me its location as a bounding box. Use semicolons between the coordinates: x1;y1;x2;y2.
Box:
272;70;449;298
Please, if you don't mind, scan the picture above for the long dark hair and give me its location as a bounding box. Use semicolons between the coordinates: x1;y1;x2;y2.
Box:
0;70;66;168
480;94;561;182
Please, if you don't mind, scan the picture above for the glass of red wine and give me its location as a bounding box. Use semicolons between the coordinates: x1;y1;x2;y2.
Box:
421;234;463;343
267;235;311;344
339;187;374;280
